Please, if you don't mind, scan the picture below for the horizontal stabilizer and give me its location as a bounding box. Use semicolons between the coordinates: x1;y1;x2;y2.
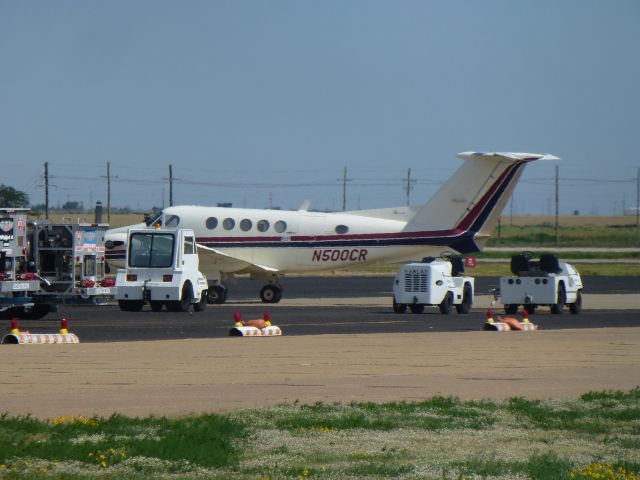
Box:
457;152;560;162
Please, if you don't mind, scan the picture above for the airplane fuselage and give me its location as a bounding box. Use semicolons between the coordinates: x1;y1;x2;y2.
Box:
110;206;461;277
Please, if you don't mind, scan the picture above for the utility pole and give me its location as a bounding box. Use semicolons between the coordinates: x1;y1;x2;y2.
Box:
340;166;351;211
106;162;111;224
405;168;412;206
169;164;173;207
555;164;559;245
44;162;49;219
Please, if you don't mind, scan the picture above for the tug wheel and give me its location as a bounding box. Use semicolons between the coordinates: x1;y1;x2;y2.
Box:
118;300;144;312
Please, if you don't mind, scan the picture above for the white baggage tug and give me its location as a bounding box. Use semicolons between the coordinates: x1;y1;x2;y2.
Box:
392;255;474;314
498;253;583;315
115;227;208;312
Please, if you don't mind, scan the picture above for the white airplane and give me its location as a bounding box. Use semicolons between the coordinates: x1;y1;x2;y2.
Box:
105;151;558;303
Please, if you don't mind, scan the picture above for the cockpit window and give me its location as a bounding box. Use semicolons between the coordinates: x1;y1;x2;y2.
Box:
145;210;163;227
165;215;180;227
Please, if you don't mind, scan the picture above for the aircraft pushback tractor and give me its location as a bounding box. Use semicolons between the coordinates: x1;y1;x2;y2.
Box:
106;151;558;303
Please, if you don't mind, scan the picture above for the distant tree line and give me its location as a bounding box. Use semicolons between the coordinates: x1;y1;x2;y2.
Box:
0;185;29;208
0;184;142;213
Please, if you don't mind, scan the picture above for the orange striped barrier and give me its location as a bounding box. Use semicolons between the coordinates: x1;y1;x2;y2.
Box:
2;333;80;344
2;318;80;344
483;309;537;332
229;311;282;337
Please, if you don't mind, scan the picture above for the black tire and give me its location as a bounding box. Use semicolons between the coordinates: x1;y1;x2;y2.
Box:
150;301;164;312
168;283;192;312
504;304;518;315
569;290;582;315
439;291;453;315
455;283;472;314
393;297;407;314
409;304;424;314
0;306;27;320
206;286;227;304
524;304;536;315
260;285;282;304
551;282;566;314
118;300;144;312
193;291;207;312
17;304;51;320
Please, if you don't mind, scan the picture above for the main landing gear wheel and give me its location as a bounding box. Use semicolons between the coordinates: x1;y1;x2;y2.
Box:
206;286;227;304
260;284;282;303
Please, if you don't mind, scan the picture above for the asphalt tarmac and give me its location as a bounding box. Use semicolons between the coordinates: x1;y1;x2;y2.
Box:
8;276;639;343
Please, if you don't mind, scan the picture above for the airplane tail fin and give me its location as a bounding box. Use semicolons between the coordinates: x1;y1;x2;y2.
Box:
403;152;559;251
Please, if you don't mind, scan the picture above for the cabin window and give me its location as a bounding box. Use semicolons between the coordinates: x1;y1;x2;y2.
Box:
335;225;349;234
257;220;270;232
274;220;287;233
240;219;252;231
223;218;235;230
205;217;218;230
165;215;180;227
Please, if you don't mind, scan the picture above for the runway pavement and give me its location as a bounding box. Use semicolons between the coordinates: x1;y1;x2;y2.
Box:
3;276;638;343
1;276;638;418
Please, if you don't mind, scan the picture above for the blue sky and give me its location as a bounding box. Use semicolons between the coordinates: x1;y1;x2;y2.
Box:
1;0;639;215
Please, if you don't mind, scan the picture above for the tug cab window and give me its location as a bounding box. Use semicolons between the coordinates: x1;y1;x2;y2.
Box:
129;232;175;268
184;236;195;254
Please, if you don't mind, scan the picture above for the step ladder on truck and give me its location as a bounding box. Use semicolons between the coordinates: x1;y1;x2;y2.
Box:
115;227;208;312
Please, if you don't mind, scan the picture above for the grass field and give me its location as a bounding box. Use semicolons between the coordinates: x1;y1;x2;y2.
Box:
1;389;638;479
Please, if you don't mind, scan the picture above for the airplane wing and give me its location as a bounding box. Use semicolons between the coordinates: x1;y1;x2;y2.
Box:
196;243;279;274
